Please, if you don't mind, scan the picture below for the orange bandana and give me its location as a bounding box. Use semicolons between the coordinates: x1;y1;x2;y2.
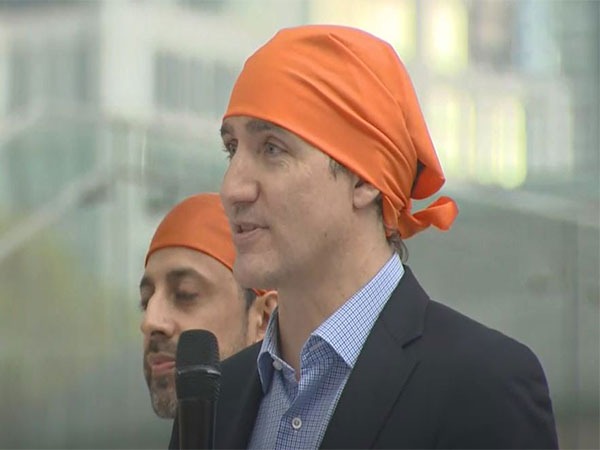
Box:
145;193;264;296
224;25;458;238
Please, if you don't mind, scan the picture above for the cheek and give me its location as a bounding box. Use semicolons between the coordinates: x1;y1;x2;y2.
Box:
277;190;314;225
179;296;242;331
177;308;216;332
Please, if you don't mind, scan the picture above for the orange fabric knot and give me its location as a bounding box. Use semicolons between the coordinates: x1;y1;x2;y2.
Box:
225;25;458;238
383;195;459;239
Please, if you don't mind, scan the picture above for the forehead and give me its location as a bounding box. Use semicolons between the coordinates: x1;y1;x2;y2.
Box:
220;116;291;137
144;247;234;285
220;116;329;163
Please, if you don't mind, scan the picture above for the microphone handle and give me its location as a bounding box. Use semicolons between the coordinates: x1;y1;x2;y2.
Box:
178;398;215;449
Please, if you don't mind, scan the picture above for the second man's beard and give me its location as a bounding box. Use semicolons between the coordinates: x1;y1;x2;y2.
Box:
144;338;178;419
148;372;177;419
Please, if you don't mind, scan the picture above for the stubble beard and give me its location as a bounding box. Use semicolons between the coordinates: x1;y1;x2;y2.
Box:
147;370;177;419
144;339;178;419
143;318;250;419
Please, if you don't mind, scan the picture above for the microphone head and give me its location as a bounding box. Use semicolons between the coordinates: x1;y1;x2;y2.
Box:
176;329;221;401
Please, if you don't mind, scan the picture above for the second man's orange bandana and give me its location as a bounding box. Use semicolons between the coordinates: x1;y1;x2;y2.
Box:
146;193;265;296
224;25;458;238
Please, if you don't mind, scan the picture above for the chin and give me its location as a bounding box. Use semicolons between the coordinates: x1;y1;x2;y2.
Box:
150;386;177;419
234;257;274;290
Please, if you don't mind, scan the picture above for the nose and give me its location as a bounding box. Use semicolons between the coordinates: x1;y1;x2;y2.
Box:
220;145;259;213
140;293;175;338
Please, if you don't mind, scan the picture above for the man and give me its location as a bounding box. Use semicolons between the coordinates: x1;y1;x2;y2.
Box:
140;193;277;419
171;25;558;449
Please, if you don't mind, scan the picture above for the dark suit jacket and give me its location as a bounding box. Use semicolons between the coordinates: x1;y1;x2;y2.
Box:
170;266;558;449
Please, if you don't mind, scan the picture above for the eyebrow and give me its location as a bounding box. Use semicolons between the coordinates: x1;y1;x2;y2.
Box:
246;119;283;134
219;119;285;137
139;267;205;290
219;123;233;137
166;267;205;285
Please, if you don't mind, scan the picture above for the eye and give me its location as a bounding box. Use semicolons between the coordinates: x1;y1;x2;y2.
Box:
222;141;237;160
174;291;198;303
139;285;153;311
264;141;283;156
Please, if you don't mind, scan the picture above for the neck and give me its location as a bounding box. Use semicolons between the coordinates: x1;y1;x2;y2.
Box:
276;236;393;375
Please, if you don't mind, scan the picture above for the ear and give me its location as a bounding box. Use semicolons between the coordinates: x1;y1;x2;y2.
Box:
247;290;278;343
353;178;381;210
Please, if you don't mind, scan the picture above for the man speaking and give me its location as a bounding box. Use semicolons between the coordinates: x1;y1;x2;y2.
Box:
172;25;558;449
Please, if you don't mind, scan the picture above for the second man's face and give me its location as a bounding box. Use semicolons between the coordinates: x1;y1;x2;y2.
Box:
139;247;252;418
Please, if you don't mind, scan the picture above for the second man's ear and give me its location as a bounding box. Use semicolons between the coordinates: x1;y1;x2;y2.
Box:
250;290;278;342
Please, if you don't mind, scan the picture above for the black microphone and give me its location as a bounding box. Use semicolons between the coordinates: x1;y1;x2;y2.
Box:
176;330;221;450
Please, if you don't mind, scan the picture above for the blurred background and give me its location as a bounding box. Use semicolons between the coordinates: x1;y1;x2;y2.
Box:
0;0;597;448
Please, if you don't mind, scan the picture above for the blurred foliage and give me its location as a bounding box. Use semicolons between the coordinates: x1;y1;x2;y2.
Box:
0;215;130;396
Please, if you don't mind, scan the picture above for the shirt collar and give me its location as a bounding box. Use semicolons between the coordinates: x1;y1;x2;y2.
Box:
312;253;403;368
256;308;281;392
256;253;404;392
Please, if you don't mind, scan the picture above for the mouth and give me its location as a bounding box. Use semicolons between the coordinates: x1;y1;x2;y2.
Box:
233;221;264;234
231;221;267;248
147;353;175;377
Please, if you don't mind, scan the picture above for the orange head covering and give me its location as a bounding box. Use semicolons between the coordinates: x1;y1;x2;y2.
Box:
145;193;264;296
224;25;458;238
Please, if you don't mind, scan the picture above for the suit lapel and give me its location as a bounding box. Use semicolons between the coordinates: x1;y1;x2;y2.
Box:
320;267;429;449
216;344;263;449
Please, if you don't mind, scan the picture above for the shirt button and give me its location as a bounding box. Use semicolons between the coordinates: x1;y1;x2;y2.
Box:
272;360;283;371
291;417;302;430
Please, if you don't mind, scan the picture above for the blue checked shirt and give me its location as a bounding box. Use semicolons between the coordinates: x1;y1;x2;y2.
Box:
248;254;404;450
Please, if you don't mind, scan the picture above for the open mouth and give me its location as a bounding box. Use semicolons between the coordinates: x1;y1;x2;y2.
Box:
147;353;176;376
232;222;266;248
233;221;268;237
237;223;260;233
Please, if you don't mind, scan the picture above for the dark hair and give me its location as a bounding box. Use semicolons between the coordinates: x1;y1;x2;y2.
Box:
243;288;257;310
328;158;408;261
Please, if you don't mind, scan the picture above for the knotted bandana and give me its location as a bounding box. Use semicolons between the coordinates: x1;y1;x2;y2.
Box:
224;25;458;238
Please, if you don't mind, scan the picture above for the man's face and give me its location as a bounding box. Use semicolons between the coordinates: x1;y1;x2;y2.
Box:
139;247;250;418
219;116;356;291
